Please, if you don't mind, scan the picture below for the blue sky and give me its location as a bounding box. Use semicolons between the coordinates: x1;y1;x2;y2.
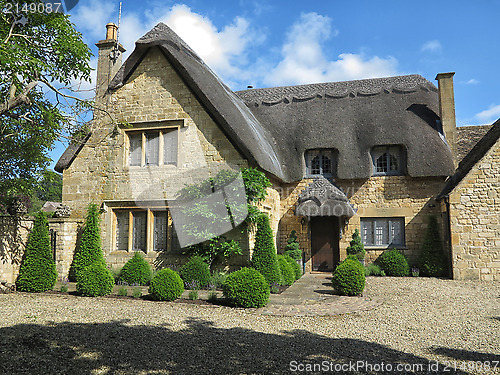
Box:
50;0;500;169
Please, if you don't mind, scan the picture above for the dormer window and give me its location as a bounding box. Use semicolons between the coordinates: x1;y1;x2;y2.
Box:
371;146;404;176
305;149;337;177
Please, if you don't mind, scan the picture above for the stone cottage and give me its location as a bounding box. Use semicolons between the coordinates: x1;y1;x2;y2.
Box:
38;22;497;281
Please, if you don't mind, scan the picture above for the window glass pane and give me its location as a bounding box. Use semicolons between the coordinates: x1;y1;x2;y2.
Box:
311;155;321;174
145;132;159;165
164;129;178;165
375;219;389;245
389;153;399;171
154;212;168;251
132;211;147;251
389;219;404;245
361;219;374;245
321;155;332;174
376;153;388;173
129;133;142;166
115;211;129;250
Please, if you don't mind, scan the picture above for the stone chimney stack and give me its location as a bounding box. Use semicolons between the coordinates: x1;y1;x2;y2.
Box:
95;23;125;110
435;72;457;165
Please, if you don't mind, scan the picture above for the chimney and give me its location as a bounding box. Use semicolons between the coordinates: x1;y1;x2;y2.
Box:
435;72;457;165
95;23;125;110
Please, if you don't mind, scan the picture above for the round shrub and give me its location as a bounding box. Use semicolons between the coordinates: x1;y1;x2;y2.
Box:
76;262;114;297
378;249;410;276
251;213;282;286
179;256;211;288
332;258;366;296
284;254;302;280
16;212;57;292
117;252;153;286
277;255;295;286
222;268;270;308
148;268;184;301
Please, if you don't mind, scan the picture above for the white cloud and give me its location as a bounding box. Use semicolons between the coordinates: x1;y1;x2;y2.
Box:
466;78;479;85
421;40;442;52
475;104;500;123
70;0;117;42
264;12;398;86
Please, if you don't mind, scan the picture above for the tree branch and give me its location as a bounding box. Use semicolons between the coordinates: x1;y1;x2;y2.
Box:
0;81;37;115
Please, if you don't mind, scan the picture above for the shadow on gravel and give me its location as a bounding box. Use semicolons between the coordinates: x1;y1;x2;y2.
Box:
432;347;500;363
0;318;477;374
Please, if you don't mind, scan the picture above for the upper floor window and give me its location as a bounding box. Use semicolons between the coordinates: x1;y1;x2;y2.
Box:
371;146;404;175
305;149;337;177
128;128;178;167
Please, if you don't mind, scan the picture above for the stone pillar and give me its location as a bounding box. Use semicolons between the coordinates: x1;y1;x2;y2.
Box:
435;72;457;166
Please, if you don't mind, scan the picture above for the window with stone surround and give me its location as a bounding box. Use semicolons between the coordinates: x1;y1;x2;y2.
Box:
127;128;178;167
360;217;405;247
113;209;181;253
371;145;404;175
305;149;337;177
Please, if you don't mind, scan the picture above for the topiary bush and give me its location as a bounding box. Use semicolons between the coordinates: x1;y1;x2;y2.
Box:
16;212;57;292
365;263;383;276
117;252;153;286
148;268;184;301
76;262;114;297
251;213;282;287
284;230;302;260
377;249;410;276
69;204;106;281
179;256;211;289
284;254;302;280
346;229;366;261
332;258;366;296
277;255;295;286
419;215;446;277
222;267;270;308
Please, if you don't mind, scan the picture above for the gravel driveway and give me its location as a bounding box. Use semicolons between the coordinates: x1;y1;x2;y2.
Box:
0;277;498;374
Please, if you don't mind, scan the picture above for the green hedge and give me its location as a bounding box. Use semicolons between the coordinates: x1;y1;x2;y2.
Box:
179;256;211;288
117;252;153;286
332;258;366;296
148;268;184;301
277;255;295;286
378;249;410;276
284;254;302;280
251;213;281;286
16;212;57;292
222;267;269;308
419;215;446;277
76;262;114;297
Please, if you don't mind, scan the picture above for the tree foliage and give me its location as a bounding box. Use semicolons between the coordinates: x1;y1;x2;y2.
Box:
0;1;92;203
251;213;281;287
346;229;366;260
419;215;446;277
16;211;57;292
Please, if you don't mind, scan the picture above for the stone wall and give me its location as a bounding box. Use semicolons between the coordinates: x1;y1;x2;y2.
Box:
0;217;82;283
447;138;500;280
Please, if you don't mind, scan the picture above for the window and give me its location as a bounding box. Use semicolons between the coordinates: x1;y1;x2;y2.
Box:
127;128;178;167
305;149;337;177
114;209;181;253
371;146;403;175
360;217;405;247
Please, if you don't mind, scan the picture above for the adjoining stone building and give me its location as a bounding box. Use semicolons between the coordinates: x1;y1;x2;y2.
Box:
3;22;498;283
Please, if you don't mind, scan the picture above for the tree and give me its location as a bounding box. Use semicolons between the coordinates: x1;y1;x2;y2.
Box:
29;170;63;213
419;215;446;277
0;1;92;204
251;213;282;288
69;203;106;281
16;211;57;292
346;229;366;261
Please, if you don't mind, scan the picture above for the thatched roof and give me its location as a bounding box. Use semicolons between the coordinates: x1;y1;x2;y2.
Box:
437;118;500;199
456;125;493;162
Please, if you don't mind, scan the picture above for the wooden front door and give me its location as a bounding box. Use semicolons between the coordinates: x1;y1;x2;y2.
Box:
311;217;339;271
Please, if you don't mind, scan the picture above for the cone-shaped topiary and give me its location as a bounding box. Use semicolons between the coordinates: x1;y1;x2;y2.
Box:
179;256;211;288
117;252;153;286
149;268;184;301
277;255;295;286
69;203;106;281
378;249;410;276
16;212;57;292
284;254;302;280
284;230;302;260
346;229;366;261
332;257;366;296
251;213;282;287
419;215;446;277
222;267;270;308
76;262;114;297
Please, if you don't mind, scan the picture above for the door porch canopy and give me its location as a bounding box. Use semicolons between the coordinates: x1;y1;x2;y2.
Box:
296;176;356;218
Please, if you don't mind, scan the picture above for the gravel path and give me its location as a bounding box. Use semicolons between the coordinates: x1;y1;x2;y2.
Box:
0;277;498;374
